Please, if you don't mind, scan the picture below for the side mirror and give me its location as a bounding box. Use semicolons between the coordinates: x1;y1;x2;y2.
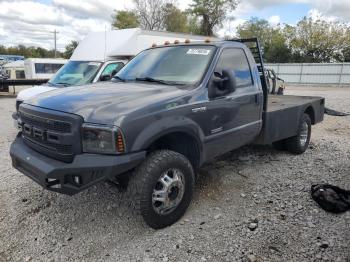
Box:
110;69;118;77
209;69;236;98
100;74;112;82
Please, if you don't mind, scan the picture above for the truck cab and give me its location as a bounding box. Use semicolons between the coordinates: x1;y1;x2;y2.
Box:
15;28;217;112
10;38;324;229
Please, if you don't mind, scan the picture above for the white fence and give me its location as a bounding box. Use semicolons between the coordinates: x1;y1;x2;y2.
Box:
266;63;350;85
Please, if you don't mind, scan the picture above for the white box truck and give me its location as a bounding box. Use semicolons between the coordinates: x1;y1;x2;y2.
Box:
15;28;217;112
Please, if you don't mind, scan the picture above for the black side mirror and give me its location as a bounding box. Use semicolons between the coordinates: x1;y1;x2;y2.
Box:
209;69;236;98
100;74;112;82
110;69;118;77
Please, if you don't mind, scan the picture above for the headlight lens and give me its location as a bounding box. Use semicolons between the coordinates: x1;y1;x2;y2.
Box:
82;124;125;154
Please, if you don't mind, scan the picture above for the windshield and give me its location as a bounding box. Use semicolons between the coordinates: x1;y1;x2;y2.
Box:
48;61;101;86
115;45;216;85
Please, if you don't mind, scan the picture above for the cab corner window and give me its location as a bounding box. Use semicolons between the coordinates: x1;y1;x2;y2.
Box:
215;48;253;88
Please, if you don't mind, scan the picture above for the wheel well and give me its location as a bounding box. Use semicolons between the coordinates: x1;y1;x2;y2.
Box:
305;106;315;124
147;132;200;169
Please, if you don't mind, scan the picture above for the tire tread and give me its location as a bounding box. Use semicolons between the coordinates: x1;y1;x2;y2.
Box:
127;150;194;228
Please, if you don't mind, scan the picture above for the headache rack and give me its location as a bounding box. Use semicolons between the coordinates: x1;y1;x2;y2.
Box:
229;37;268;111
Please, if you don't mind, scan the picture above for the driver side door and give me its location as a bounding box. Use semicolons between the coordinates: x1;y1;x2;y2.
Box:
204;48;262;159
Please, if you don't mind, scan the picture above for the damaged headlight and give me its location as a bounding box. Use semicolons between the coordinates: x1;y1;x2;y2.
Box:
82;124;125;154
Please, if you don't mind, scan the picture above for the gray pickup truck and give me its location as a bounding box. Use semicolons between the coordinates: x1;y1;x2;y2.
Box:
10;38;324;229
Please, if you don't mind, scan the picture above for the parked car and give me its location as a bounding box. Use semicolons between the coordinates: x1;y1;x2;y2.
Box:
10;38;324;229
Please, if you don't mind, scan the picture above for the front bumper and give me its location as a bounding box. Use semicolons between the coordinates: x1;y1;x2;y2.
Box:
10;136;146;195
12;112;18;121
12;112;21;130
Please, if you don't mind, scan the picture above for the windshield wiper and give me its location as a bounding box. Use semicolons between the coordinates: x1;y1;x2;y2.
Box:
113;76;125;82
52;82;70;87
135;77;174;85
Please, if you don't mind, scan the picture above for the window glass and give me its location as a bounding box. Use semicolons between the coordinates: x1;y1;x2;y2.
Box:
15;70;25;79
101;63;124;76
215;48;253;87
49;61;101;86
35;63;64;74
116;45;216;85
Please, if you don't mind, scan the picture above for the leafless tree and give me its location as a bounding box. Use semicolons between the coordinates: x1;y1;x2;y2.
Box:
133;0;174;30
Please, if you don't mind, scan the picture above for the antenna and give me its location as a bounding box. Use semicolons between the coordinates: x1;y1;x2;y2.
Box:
104;26;107;62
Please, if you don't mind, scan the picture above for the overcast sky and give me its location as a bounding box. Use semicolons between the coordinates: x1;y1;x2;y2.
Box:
0;0;349;51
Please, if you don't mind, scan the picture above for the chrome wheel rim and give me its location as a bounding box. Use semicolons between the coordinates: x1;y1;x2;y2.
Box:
300;121;309;146
152;168;185;215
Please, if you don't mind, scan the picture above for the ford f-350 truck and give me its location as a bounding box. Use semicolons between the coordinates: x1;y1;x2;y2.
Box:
10;38;324;229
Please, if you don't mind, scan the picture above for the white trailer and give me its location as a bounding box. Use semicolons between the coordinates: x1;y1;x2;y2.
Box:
3;60;25;79
24;58;67;79
16;28;217;106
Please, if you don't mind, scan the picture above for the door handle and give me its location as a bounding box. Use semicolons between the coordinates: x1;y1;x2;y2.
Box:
254;94;258;104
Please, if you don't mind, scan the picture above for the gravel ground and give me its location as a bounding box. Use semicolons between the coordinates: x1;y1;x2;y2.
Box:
0;86;349;262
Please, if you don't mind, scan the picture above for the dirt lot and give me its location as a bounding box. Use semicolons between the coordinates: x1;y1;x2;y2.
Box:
0;86;349;262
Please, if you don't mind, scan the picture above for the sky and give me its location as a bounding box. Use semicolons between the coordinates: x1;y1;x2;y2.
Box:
0;0;349;51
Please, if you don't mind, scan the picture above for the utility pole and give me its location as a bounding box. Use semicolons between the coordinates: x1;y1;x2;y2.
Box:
52;30;59;58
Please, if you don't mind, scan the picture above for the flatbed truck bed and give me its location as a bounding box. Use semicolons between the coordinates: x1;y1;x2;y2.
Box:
267;95;324;112
257;95;325;145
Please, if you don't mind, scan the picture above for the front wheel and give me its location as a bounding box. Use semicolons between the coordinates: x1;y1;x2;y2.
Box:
285;113;312;154
127;150;195;229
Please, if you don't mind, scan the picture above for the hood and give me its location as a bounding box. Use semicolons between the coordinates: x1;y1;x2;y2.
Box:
25;81;188;124
17;85;57;102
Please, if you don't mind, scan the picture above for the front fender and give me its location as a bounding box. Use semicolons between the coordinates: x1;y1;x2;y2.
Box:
130;116;205;153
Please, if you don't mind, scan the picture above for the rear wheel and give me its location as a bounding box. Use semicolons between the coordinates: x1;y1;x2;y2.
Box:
127;150;195;229
285;113;311;154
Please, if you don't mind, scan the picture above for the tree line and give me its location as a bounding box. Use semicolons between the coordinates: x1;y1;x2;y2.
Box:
0;40;78;60
1;0;349;63
237;17;350;63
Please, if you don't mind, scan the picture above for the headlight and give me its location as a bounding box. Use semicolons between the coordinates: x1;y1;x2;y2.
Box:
82;124;125;154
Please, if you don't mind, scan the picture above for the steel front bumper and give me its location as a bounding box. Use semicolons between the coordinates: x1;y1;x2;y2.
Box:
12;112;18;120
10;136;146;195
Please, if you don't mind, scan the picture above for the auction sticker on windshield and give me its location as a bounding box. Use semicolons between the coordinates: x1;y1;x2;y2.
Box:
186;49;211;55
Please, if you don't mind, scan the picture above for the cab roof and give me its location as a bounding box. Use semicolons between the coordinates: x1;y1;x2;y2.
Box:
148;40;248;51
